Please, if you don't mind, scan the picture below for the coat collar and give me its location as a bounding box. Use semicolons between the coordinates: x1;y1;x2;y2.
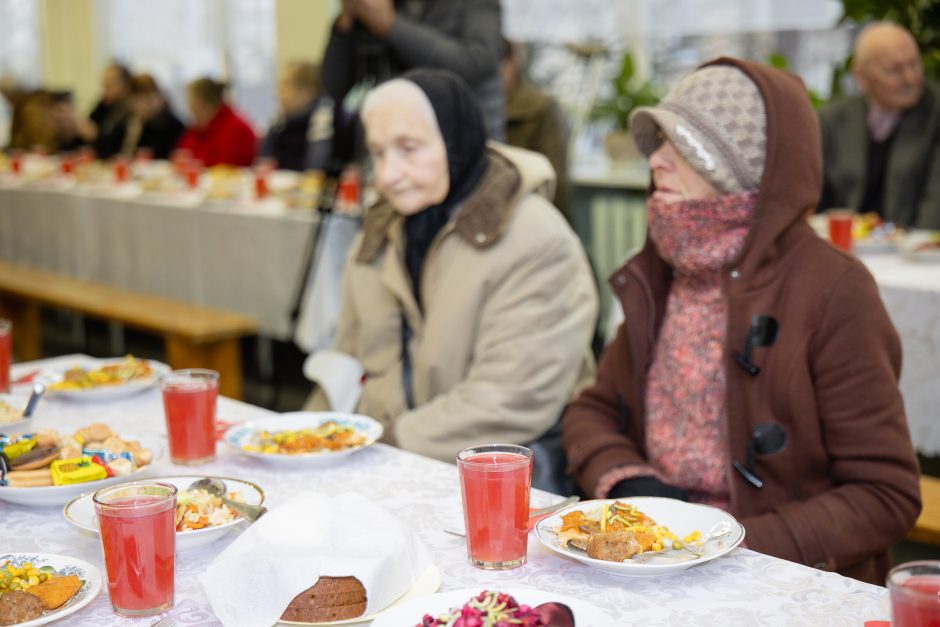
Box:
356;148;522;264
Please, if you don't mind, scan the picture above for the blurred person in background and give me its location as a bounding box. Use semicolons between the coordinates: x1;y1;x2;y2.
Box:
80;61;133;159
260;61;333;171
818;21;940;229
176;77;257;167
563;57;920;584
49;91;88;153
2;84;56;152
322;0;505;140
501;36;571;223
121;74;184;160
305;69;596;463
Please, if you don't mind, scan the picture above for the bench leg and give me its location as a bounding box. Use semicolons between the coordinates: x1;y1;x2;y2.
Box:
164;336;244;400
0;298;41;361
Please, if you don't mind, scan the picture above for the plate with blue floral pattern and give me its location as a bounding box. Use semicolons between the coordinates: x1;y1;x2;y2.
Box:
0;552;102;626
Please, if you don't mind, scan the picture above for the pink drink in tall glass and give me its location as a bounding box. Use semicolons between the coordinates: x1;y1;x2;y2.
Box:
94;482;176;617
0;319;11;393
161;369;219;465
889;561;940;627
458;444;533;569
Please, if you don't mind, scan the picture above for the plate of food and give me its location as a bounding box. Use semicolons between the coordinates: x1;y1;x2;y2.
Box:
852;214;900;255
37;355;169;401
224;412;383;467
0;553;102;627
899;229;940;263
63;475;264;550
277;564;441;626
534;497;745;576
0;394;38;435
0;423;160;506
370;587;610;627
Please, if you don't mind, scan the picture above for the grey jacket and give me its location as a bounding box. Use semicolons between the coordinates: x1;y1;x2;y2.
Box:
818;80;940;229
322;0;505;140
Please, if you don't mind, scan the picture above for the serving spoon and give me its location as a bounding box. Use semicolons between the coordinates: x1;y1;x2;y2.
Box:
187;477;267;522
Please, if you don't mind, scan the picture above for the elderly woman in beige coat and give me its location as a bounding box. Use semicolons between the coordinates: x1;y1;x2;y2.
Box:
307;69;597;464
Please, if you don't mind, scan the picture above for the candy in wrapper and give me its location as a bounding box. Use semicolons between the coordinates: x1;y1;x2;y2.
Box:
0;435;36;462
107;457;135;476
50;456;108;485
82;447;134;465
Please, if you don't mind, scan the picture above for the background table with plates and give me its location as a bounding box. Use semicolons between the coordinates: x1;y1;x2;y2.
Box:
0;354;893;626
0;182;360;351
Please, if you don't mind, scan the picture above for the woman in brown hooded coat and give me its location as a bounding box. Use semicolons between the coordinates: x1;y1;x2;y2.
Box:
562;57;921;585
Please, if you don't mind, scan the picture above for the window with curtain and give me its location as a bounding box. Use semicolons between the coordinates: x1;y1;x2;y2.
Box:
99;0;276;133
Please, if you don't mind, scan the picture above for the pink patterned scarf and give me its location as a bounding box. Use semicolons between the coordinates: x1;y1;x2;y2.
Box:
644;191;757;508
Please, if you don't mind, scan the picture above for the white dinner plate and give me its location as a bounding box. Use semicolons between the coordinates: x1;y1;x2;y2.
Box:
0;435;162;507
37;356;170;401
898;230;940;263
0;552;102;626
223;412;383;467
278;563;441;626
0;392;39;435
370;586;611;627
63;475;264;550
534;497;745;576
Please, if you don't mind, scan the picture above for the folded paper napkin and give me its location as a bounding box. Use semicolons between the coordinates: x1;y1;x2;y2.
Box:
200;491;432;627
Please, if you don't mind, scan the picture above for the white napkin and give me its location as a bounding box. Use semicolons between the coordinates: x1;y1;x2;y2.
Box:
302;350;364;413
200;491;431;627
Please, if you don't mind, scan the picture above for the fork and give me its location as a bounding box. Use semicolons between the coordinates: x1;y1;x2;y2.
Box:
442;495;580;537
150;614;178;627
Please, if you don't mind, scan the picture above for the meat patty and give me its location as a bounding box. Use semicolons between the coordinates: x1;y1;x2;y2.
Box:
0;590;44;625
586;530;642;562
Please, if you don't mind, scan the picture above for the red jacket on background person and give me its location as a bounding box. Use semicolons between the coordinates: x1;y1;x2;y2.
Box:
562;57;921;585
176;103;257;167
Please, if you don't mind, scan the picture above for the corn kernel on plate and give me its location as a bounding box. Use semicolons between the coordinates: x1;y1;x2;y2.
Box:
534;497;745;576
0;553;101;626
223;412;383;467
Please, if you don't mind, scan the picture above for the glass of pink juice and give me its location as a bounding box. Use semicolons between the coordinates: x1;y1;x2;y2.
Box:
0;319;10;393
889;561;940;627
457;444;533;569
161;369;219;465
93;481;177;617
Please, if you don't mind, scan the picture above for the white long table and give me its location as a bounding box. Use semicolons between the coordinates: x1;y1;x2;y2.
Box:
0;355;892;626
860;253;940;457
0;183;360;345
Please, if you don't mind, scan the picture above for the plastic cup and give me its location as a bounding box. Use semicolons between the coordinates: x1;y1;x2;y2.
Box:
161;369;219;465
0;319;10;393
60;153;75;176
827;209;854;253
10;151;22;175
113;157;129;183
254;169;269;199
94;481;177;617
889;561;940;627
457;444;533;569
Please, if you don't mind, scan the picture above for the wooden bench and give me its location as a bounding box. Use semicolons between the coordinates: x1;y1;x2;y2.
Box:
0;260;257;399
909;475;940;546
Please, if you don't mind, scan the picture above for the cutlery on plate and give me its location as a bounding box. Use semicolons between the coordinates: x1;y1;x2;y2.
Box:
22;383;45;418
443;495;580;537
187;477;267;522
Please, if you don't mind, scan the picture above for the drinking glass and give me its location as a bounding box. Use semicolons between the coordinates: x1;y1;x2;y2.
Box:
827;209;854;253
0;319;10;393
457;444;533;569
94;481;177;616
888;560;940;627
161;369;219;465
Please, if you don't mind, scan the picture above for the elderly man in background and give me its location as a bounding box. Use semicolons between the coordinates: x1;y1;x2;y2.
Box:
260;62;333;172
818;21;940;229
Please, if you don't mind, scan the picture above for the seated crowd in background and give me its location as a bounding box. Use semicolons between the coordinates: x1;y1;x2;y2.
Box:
818;21;940;229
176;77;257;168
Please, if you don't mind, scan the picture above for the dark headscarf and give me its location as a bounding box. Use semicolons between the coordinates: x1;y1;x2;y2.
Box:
397;69;489;304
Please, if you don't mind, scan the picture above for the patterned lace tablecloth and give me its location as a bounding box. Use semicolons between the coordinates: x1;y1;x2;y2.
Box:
1;356;891;626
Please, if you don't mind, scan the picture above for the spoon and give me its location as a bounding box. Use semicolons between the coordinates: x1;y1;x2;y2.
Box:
22;383;45;418
187;477;267;522
629;521;739;565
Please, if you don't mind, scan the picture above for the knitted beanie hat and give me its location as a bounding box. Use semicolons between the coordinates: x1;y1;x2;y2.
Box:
630;65;767;193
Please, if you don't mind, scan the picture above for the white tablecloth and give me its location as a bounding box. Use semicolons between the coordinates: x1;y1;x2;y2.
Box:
860;253;940;456
0;185;359;344
0;355;891;626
